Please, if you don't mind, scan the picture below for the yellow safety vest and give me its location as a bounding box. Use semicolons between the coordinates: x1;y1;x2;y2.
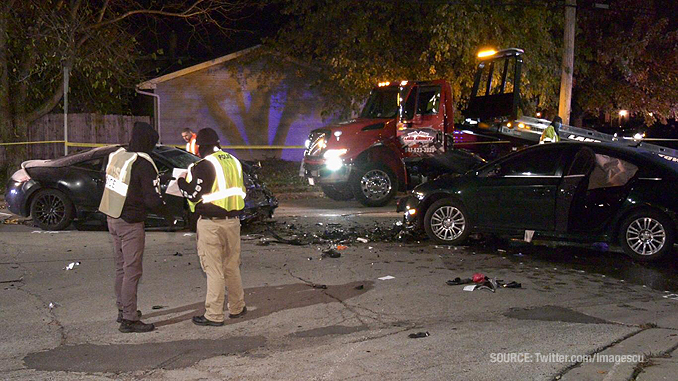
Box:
187;151;246;213
539;125;560;144
99;147;158;218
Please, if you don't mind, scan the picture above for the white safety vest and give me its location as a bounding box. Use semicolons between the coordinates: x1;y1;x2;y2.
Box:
98;148;158;218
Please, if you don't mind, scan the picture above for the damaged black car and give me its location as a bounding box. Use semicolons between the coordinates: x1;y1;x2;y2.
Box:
4;145;278;231
398;142;678;262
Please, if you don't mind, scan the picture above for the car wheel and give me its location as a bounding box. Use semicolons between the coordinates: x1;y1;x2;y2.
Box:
619;210;675;262
424;198;471;245
321;184;354;201
350;163;398;207
30;189;74;231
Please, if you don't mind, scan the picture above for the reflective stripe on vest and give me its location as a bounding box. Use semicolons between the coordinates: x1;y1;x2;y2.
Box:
99;148;158;218
186;135;198;155
187;151;245;212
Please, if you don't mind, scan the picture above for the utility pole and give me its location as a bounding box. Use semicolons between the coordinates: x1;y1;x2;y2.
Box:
63;64;70;155
558;0;576;125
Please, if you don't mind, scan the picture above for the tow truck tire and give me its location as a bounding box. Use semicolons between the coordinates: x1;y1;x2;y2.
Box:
424;198;471;245
321;184;354;201
619;209;675;262
350;163;398;207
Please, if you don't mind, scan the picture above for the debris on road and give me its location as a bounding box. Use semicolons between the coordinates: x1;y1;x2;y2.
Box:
378;275;395;280
355;285;364;290
152;305;165;310
173;252;183;256
336;245;348;251
446;277;472;286
663;294;678;301
592;242;609;252
183;233;195;237
63;262;81;270
472;273;486;283
463;285;476;292
356;238;368;243
408;331;430;339
48;302;59;309
502;281;522;289
0;277;23;284
321;248;341;258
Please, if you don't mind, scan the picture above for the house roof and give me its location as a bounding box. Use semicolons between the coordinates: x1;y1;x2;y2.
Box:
137;45;261;90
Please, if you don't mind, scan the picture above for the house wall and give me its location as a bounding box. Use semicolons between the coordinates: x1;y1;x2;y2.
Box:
156;55;337;161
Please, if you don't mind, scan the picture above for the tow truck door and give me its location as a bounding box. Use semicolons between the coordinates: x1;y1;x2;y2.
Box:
397;82;448;159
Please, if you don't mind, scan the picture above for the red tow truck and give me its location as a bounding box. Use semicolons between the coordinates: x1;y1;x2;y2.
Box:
300;49;526;206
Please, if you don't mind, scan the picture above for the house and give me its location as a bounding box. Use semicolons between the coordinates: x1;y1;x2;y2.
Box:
137;46;339;161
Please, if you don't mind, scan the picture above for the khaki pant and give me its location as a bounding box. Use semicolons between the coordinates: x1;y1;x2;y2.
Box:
196;217;245;322
108;217;145;321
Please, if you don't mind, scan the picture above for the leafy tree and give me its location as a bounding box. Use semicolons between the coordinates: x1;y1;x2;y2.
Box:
270;0;562;119
0;0;248;168
270;0;676;125
574;0;677;125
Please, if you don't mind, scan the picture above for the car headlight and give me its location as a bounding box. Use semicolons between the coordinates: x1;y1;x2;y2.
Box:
323;149;348;158
323;149;347;171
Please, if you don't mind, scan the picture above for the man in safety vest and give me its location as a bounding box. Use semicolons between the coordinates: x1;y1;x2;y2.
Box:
182;128;198;155
99;122;174;333
540;116;562;144
177;128;247;326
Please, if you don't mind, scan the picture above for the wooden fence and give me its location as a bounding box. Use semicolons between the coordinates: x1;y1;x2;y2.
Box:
1;114;151;168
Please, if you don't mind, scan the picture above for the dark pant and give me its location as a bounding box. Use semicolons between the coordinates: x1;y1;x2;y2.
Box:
108;217;145;321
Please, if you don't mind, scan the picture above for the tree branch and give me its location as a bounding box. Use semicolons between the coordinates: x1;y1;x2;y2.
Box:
25;76;65;124
97;0;110;23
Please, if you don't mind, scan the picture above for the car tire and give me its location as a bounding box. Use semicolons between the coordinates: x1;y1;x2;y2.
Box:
424;198;471;245
321;184;354;201
30;189;74;231
619;209;675;262
350;163;398;207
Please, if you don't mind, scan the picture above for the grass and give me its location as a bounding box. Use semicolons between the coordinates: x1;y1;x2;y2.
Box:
256;159;315;194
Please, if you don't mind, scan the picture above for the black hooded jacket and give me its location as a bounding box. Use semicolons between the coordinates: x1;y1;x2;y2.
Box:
119;122;169;223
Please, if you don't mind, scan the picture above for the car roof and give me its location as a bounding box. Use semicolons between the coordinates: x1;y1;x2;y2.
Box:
480;141;678;175
23;145;188;168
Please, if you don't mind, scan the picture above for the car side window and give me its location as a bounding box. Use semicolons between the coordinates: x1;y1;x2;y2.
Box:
587;154;638;190
499;147;565;177
73;158;104;172
416;86;441;115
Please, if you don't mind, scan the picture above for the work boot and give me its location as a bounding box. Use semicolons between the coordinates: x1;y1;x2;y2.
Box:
117;310;142;323
192;315;224;327
119;319;155;333
229;306;247;319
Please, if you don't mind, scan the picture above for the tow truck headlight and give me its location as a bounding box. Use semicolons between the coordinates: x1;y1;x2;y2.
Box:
305;139;311;148
323;149;348;171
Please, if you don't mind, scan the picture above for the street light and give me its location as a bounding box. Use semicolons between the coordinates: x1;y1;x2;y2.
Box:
619;110;628;117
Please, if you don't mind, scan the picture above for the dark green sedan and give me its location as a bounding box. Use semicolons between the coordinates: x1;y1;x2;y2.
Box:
398;142;678;262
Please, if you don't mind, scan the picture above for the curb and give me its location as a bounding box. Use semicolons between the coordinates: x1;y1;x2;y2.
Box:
559;328;678;381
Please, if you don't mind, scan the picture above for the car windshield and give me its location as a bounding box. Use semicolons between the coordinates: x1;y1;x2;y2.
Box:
154;146;199;169
359;87;399;119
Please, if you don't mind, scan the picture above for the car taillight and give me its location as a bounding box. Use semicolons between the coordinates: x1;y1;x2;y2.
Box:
10;169;30;183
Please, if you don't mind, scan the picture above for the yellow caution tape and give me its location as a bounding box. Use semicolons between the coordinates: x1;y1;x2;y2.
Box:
169;144;305;150
0;140;65;146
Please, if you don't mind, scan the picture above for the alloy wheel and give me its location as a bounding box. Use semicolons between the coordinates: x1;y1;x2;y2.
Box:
360;169;392;200
626;217;666;256
34;193;66;227
430;205;466;241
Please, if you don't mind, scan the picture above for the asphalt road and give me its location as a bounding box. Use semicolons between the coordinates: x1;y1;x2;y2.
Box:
1;197;678;380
